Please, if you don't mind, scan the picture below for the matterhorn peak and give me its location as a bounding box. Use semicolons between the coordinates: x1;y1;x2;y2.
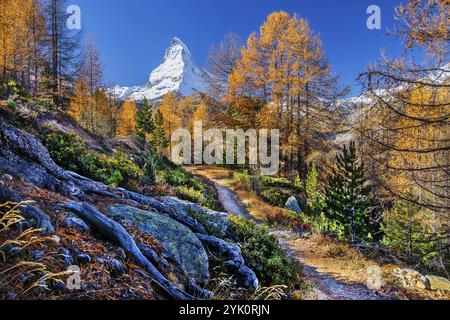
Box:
160;37;193;67
113;37;208;102
169;37;191;56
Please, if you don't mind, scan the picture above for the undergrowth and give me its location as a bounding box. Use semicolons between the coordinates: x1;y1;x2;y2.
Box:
40;130;143;189
0;202;70;299
226;215;303;287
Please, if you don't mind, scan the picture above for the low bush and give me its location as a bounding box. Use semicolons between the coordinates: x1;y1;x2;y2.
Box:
155;167;218;209
232;171;302;208
227;215;302;287
175;186;206;205
159;167;204;191
167;167;190;186
265;209;310;232
259;188;289;207
260;176;302;193
40;130;143;188
299;212;346;239
232;171;253;189
0;80;27;100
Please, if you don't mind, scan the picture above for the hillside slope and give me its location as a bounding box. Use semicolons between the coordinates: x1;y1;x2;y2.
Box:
0;100;260;300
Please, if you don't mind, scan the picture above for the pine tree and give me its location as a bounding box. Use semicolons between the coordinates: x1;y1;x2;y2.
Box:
135;98;154;147
151;109;169;158
381;200;435;261
324;142;377;243
305;163;324;215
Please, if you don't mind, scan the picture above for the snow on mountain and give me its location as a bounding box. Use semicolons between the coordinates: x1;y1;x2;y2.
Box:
335;63;449;143
113;37;209;102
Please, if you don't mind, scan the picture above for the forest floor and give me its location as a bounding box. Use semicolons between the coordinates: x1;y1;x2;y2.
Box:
185;166;447;300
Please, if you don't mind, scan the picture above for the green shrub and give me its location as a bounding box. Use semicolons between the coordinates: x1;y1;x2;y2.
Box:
260;176;302;192
6;98;16;110
40;131;85;172
155;167;217;209
97;150;144;188
168;167;189;186
40;130;143;188
227;215;302;286
155;169;169;185
232;171;253;189
0;80;27;99
297;212;346;238
381;200;439;265
175;186;206;205
164;167;205;191
259;188;289;207
35;99;58;112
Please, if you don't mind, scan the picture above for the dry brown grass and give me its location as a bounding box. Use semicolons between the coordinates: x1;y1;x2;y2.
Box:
185;166;290;222
0;199;161;300
0;202;71;299
286;233;450;300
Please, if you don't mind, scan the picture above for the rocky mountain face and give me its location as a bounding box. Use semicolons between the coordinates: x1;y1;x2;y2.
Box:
113;37;209;102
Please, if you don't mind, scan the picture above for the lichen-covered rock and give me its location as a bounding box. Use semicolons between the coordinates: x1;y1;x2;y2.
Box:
63;216;90;233
107;204;210;284
160;196;229;236
20;205;55;234
285;196;302;214
393;268;427;289
425;275;450;292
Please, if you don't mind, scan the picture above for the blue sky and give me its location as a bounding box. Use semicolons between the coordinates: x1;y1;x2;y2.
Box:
73;0;408;96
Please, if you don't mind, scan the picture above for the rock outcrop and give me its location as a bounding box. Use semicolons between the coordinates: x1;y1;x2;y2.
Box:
196;234;259;290
160;196;230;236
425;275;450;292
107;204;210;285
0;116;260;300
393;268;427;289
393;268;450;292
65;202;194;300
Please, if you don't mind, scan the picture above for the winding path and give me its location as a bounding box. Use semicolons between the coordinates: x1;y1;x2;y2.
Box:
187;166;389;300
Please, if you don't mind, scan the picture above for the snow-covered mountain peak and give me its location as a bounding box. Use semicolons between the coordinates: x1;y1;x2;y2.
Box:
164;37;192;61
113;37;208;102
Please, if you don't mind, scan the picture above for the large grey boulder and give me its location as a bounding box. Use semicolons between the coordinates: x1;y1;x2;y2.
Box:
107;204;210;285
393;268;427;289
63;216;90;233
66;202;193;300
285;196;303;214
160;196;230;236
